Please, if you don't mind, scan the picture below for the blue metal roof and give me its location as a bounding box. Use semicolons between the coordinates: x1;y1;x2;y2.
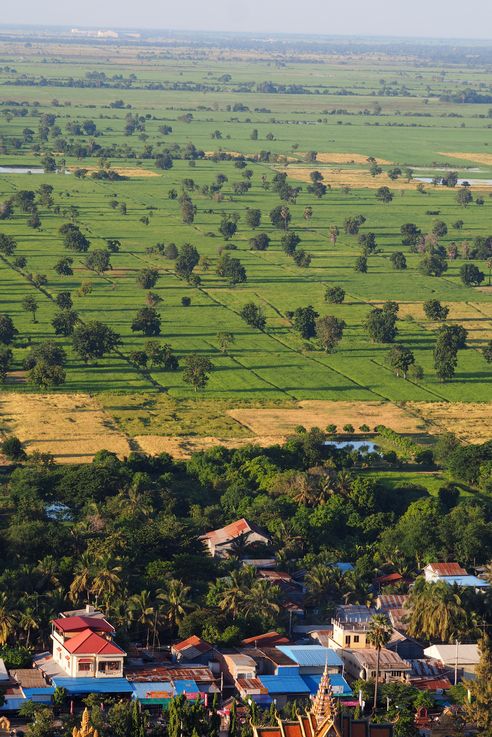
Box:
333;563;354;573
51;677;133;695
23;687;55;698
301;674;352;697
438;575;489;588
131;682;174;700
174;679;199;695
259;674;311;695
276;646;343;668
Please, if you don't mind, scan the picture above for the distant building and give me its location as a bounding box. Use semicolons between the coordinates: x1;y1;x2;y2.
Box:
171;636;214;663
423;644;480;681
423;563;489;589
341;647;411;683
50;615;125;678
200;518;271;559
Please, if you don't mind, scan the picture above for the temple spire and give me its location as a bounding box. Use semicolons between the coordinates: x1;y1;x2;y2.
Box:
311;660;337;725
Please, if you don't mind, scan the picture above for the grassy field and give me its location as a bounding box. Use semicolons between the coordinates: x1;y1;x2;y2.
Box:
0;38;490;417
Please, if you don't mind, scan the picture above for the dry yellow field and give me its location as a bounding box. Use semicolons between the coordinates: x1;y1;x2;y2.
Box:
68;166;158;177
438;151;492;166
0;393;131;463
228;400;426;435
409;403;492;444
135;434;285;459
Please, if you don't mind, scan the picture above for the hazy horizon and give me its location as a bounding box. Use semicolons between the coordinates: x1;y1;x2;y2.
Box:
1;0;492;41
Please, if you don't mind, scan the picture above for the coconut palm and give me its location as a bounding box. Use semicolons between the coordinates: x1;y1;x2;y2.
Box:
367;613;393;711
0;592;16;646
305;564;343;607
406;578;469;643
157;579;193;632
18;608;39;647
91;557;123;608
243;579;281;622
129;590;155;648
69;552;94;604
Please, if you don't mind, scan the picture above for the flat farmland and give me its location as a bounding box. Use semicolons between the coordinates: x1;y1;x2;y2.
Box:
0;39;490;445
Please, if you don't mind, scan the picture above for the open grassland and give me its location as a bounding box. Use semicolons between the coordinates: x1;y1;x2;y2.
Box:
0;39;490;442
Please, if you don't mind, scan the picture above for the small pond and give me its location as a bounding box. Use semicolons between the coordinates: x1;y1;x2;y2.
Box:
0;166;46;174
324;440;379;454
415;176;492;186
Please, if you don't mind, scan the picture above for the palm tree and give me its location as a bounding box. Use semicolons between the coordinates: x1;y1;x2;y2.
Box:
243;580;280;622
406;578;469;642
0;593;16;646
18;608;39;647
367;613;393;711
305;564;343;607
157;579;193;633
69;552;95;605
91;557;123;609
129;590;155;648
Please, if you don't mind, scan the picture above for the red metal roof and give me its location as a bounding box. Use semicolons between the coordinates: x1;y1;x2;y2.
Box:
413;678;452;692
172;635;212;654
53;616;114;634
241;632;290;647
63;629;124;656
427;563;467;576
374;572;403;583
236;677;268;694
200;518;270;546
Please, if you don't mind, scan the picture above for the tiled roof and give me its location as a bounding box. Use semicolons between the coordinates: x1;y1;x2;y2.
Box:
63;629;125;656
53;616;114;633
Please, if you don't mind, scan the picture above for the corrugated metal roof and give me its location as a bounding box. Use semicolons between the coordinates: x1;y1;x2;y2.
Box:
301;674;352;697
436;575;489;588
259;674;311;694
427;563;467;576
131;682;174;700
51;677;133;694
175;679;198;695
276;646;342;668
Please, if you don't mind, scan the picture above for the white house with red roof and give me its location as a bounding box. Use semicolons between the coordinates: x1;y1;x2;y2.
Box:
423;562;467;581
51;615;126;678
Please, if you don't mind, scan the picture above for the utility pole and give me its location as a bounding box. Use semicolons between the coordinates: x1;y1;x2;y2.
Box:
454;639;459;686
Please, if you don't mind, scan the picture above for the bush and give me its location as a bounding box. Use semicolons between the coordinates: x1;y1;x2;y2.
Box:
181;296;191;306
326;424;337;434
1;435;26;461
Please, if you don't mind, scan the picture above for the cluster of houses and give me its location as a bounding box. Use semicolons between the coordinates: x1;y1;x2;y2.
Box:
0;519;488;718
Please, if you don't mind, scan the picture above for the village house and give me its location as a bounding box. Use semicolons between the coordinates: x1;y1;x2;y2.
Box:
171;635;214;663
50;615;126;678
200;518;272;559
423;643;480;681
341;647;411;683
423;563;489;589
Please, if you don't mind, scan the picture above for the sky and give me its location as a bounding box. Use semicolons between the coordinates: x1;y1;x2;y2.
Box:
2;0;492;40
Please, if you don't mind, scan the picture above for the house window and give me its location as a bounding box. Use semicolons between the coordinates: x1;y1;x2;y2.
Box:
78;662;92;672
345;635;351;645
98;660;120;673
354;635;359;643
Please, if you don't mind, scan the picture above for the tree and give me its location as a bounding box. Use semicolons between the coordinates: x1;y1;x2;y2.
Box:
292;306;319;339
460;263;484;286
367;613;393;711
432;220;448;238
329;225;339;245
54;257;73;276
419;254;448;277
437;324;468;351
0;315;17;344
0;347;12;382
158;579;194;632
145;342;179;370
136;268;159;290
21;295;38;323
463;634;492;733
175;244;199;280
249;233;270;251
216;255;247;285
59;223;90;253
72;322;120;363
293;249;311;268
164;243;178;259
56;291;73;310
376;186;393;203
325;286;345;304
24;340;66;371
217;332;235;353
354;255;368;273
423;299;449;321
182;355;213;391
52;309;79;336
483;340;492;363
0;437;26;462
85;249;111;275
240;302;266;330
400;223;421;247
364;304;398;343
359;232;377;255
281;231;301;255
0;233;16;256
219;214;239;240
344;215;366;235
245;208;261;229
14;190;35;213
316;316;345;353
434;333;458;382
131;307;161;336
456;187;473;207
181;198;195;224
386;345;415;378
390;251;407;270
29;361;66;389
270;205;291;230
406;578;468;642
